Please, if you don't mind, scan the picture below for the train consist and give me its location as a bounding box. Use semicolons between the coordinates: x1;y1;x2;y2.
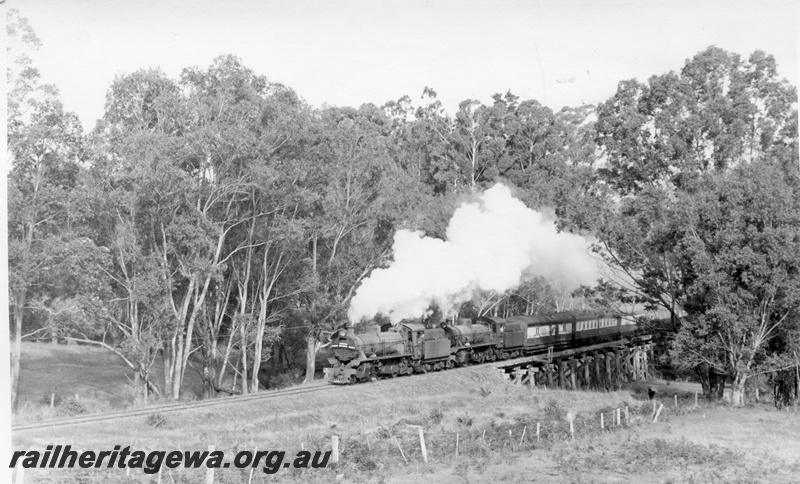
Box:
324;311;642;384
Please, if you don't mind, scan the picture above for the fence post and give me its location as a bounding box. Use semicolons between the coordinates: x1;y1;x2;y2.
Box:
407;425;427;463
205;445;215;484
331;436;340;465
418;428;428;463
567;412;574;439
653;404;664;423
248;447;257;484
393;437;407;464
600;413;604;430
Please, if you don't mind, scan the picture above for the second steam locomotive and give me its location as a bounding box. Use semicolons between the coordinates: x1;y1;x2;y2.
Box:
324;311;640;384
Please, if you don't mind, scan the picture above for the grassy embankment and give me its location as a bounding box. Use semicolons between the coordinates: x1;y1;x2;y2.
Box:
12;342;800;483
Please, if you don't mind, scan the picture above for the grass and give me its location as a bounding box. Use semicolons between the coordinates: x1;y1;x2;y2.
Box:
14;341;205;423
12;344;800;483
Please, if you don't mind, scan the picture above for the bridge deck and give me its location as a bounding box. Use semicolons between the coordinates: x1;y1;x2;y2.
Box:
492;334;653;370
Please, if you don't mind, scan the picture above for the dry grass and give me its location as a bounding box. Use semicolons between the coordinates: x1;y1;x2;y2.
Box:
14;341;205;424
12;346;800;483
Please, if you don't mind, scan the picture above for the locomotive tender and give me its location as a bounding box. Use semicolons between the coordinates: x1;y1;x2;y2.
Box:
324;311;639;384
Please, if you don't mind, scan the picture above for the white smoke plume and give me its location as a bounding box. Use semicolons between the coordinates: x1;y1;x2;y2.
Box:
348;184;599;323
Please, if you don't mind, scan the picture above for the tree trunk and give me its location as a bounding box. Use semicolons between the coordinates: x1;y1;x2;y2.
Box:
10;288;25;411
304;332;320;384
162;344;174;399
731;372;747;406
708;368;726;401
216;321;236;391
202;332;218;399
696;364;711;397
239;321;249;395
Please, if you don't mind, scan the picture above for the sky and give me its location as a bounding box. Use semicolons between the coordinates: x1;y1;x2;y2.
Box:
9;0;800;132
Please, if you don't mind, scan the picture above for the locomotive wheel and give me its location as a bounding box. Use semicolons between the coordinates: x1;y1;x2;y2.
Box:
349;375;357;384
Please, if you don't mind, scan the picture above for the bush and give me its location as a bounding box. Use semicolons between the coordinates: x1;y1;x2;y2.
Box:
146;413;167;428
58;397;87;416
427;406;444;425
269;372;298;389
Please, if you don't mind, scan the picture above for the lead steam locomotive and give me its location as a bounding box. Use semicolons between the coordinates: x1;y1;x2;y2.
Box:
324;311;641;384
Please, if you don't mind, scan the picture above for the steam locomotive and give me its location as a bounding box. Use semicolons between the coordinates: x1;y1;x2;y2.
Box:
324;311;641;384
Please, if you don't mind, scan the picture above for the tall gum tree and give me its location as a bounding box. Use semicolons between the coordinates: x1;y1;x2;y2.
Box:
670;162;800;405
299;104;431;382
593;46;798;400
7;10;87;409
179;56;312;396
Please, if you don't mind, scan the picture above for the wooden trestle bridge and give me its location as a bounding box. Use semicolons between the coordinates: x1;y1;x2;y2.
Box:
495;335;654;389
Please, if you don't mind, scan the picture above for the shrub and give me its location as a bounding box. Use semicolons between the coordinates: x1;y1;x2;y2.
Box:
58;397;87;416
269;372;298;389
427;406;444;425
146;413;167;428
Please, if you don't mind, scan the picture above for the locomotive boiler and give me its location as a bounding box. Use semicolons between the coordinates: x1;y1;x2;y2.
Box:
324;310;641;384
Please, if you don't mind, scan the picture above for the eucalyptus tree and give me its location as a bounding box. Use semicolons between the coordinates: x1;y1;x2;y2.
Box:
669;162;800;405
82;68;188;398
299;103;432;382
593;46;799;400
6;9;90;410
179;56;312;396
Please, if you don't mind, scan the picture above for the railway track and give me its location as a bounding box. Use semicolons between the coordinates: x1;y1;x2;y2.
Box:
14;332;659;433
13;381;332;432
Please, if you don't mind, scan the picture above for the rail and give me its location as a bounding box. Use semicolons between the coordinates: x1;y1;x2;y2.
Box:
13;381;331;432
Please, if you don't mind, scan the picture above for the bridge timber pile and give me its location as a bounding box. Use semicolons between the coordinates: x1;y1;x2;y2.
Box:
494;335;654;389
